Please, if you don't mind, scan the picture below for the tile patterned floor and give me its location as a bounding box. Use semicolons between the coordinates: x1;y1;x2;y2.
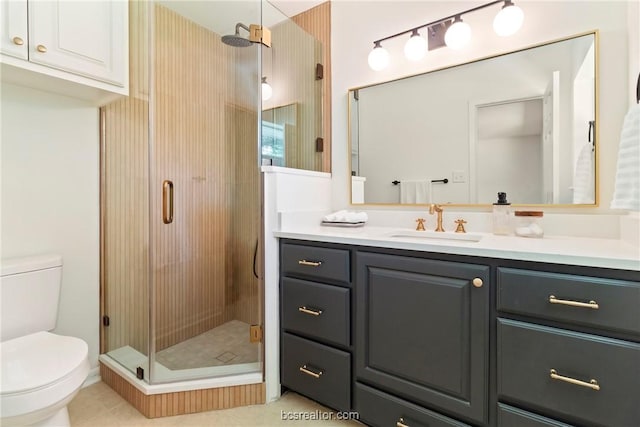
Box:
68;382;362;426
156;320;260;370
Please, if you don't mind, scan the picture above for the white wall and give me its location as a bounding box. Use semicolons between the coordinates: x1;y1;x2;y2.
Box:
332;0;631;211
0;83;100;370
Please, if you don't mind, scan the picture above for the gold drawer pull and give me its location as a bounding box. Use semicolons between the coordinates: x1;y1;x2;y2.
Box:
549;295;599;309
299;365;323;379
298;260;322;267
298;306;323;316
12;36;24;45
36;44;47;53
397;418;410;427
550;369;600;391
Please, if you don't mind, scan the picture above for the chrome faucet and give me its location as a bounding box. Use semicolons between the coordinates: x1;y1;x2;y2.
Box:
429;204;445;232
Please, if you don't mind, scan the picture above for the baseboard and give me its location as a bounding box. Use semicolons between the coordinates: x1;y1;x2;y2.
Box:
82;366;101;388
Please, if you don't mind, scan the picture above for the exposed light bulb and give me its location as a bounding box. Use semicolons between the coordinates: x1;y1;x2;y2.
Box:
404;30;426;61
261;77;272;101
368;42;389;71
444;17;471;50
493;1;524;37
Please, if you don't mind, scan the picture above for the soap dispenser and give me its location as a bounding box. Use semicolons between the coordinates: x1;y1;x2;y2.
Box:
492;192;511;235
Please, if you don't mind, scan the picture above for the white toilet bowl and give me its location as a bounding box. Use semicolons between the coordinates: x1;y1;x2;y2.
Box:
1;332;90;426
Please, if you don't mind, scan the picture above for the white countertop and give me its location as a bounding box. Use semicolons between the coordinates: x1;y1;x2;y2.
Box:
274;225;640;271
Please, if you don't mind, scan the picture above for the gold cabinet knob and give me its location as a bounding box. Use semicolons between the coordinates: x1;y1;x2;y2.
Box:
36;44;47;53
12;36;24;46
472;277;483;288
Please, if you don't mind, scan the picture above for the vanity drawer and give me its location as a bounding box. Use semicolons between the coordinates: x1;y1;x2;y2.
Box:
497;404;574;427
281;332;351;412
497;319;640;427
497;267;640;335
355;382;470;427
281;243;350;286
281;278;350;347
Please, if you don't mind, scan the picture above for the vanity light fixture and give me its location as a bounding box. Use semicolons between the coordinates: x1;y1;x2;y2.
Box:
368;41;390;71
368;0;524;71
261;76;272;101
404;29;427;61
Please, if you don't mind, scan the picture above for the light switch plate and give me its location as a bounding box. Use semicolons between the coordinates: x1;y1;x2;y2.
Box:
452;170;466;183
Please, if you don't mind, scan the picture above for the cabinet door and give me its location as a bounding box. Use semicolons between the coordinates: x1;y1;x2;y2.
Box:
0;0;28;59
356;252;490;424
29;0;127;86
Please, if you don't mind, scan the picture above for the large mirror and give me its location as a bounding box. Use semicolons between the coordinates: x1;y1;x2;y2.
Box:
349;32;597;206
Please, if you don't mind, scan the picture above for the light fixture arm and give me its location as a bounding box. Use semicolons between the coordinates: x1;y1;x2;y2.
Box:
372;0;502;45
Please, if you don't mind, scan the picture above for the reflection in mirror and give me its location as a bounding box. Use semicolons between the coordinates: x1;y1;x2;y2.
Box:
261;4;323;171
262;104;297;167
350;32;597;206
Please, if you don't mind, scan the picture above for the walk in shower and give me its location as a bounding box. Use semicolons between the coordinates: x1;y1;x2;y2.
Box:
100;0;322;393
100;0;268;388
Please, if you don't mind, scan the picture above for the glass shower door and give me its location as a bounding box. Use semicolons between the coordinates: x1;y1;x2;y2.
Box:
148;1;263;383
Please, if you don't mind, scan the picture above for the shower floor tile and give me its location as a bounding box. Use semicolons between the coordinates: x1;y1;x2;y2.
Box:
156;320;259;370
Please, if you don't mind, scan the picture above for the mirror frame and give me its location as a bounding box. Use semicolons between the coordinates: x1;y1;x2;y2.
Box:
348;30;599;208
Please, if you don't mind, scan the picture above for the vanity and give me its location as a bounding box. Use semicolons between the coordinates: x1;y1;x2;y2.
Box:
276;227;640;427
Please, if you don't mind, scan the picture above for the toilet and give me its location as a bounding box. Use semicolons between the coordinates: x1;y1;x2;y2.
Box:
1;255;89;427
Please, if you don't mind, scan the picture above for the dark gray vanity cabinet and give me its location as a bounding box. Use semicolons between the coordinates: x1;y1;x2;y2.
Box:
279;242;353;412
496;267;640;427
355;251;490;426
279;238;640;427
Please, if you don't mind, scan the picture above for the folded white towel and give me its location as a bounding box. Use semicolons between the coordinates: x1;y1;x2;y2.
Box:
400;180;430;204
323;210;368;223
611;104;640;210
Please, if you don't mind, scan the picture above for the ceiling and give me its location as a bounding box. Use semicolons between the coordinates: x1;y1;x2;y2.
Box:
269;0;325;18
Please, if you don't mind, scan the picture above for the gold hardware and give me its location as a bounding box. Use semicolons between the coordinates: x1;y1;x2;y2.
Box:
549;295;599;309
472;278;483;288
299;365;323;379
550;369;600;391
12;36;24;45
299;306;323;316
162;180;174;224
415;218;426;231
249;24;271;47
298;260;322;267
429;204;444;232
249;325;262;343
396;418;410;427
455;219;467;233
36;44;47;53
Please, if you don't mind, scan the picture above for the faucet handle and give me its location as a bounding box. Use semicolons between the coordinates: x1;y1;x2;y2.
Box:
454;219;467;233
416;218;426;231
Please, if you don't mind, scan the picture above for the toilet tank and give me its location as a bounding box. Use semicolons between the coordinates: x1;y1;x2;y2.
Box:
1;254;63;342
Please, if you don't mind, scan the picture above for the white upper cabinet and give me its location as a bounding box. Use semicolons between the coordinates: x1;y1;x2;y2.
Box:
29;0;127;86
1;0;128;103
0;1;28;60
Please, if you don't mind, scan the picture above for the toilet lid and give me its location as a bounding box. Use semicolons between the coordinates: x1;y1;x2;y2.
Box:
1;331;88;394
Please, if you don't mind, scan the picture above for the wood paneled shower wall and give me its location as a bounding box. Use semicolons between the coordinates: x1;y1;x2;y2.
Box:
101;4;261;356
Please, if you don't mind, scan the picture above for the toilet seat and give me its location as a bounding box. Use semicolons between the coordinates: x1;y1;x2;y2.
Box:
1;331;89;421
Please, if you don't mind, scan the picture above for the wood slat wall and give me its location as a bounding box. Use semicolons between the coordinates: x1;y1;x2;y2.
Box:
292;1;332;173
100;363;265;418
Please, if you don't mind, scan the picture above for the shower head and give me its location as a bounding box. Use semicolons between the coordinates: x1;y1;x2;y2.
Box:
222;22;253;47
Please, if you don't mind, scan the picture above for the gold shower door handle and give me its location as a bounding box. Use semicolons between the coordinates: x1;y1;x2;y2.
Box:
549;295;599;309
162;180;174;224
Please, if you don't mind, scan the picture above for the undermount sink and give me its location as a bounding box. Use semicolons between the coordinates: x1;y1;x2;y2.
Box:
387;230;483;242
